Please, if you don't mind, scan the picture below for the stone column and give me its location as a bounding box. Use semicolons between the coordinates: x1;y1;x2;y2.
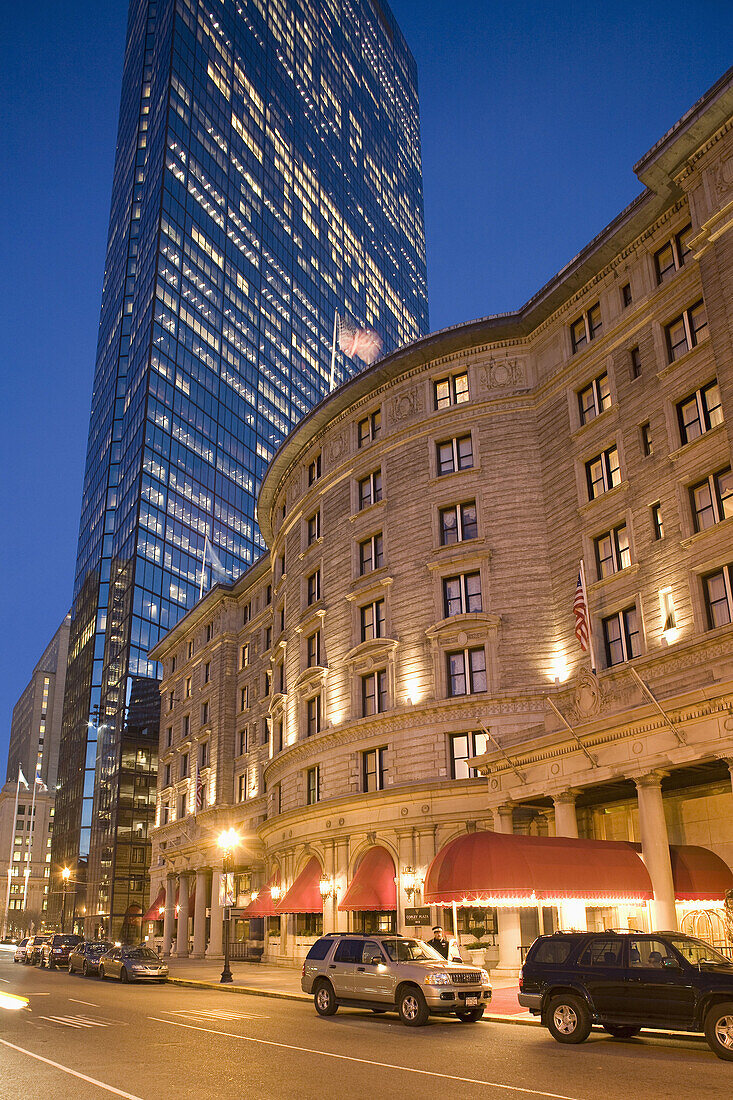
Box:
335;839;350;931
553;790;586;931
635;773;677;931
162;872;176;957
492;804;522;976
397;831;413;935
176;874;190;956
323;842;336;934
192;869;210;958
206;870;224;957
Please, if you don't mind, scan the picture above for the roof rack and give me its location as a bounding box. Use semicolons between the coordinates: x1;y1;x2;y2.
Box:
323;931;406;938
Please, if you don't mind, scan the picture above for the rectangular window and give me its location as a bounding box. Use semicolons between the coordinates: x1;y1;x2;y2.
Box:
447;648;487;696
360;599;386;641
240;685;248;712
240;643;249;668
307;569;321;605
570;303;602;353
188;641;194;659
308;453;321;484
307;696;321;737
307;765;320;805
206;622;212;642
358;469;383;509
273;784;282;815
676;380;723;444
665;300;708;362
266;584;272;605
162;802;170;825
359;532;384;574
622;282;632;308
578;372;611;425
690;468;733;532
440;501;478;545
443;572;482;617
265;669;272;696
363;747;387;792
437;435;473;475
703;565;733;629
594;525;631;579
238;773;247;802
358;409;381;447
651;502;664;540
450;731;489;779
182;714;189;738
204;661;210;683
654;223;692;285
361;669;388;716
586;446;621;500
163;763;171;787
185;677;191;698
242;602;250;625
276;658;285;694
168;690;174;711
603;605;642;666
307;630;321;667
307;511;321;544
434;372;469;409
238;728;248;755
262;718;270;746
630;346;642;379
166;726;172;748
641;422;653;457
171;656;176;674
201;701;209;725
181;753;189;779
275;719;283;754
200;741;209;768
278;553;286;580
265;626;272;650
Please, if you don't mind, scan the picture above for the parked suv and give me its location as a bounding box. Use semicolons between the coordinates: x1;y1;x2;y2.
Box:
40;934;83;970
519;931;733;1060
25;934;52;965
301;932;492;1026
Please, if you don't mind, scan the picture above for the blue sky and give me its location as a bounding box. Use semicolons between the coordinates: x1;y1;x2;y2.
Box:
1;0;731;770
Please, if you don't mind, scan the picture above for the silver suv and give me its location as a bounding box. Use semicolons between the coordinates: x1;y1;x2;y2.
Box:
301;933;492;1026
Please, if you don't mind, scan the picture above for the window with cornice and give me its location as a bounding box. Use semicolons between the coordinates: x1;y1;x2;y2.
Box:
443;573;481;617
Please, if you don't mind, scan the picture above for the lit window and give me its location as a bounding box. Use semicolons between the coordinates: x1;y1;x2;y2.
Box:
362;747;387;792
594;525;631;579
602;606;641;666
641;422;653;457
308;453;322;484
238;773;247;802
307;511;321;545
654;223;692;285
585;446;621;500
358;469;382;509
690;468;733;532
703;565;733;629
578;372;611;424
651;502;664;541
306;766;320;805
434;372;469;409
676;379;723;444
358;409;381;447
450;731;489;779
665;300;708;363
570;303;602;353
443;572;482;617
240;685;248;712
447;648;487;696
437;435;473;475
361;669;387;716
360;599;385;641
359;532;384;574
240;644;249;669
439;501;478;545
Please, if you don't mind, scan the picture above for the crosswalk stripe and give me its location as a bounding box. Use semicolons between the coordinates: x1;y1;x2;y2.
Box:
39;1014;110;1028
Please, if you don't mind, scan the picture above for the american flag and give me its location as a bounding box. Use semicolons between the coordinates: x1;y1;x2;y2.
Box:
338;315;382;365
195;761;204;812
573;569;590;651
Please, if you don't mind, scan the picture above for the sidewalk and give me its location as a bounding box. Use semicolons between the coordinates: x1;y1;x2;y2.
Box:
166;957;536;1024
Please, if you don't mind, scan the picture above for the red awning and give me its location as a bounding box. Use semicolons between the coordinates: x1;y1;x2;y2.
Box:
274;857;323;914
339;847;396;912
669;845;733;902
240;872;282;917
424;830;653;905
143;886;166;922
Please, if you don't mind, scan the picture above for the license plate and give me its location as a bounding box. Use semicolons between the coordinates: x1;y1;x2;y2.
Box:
465;996;478;1006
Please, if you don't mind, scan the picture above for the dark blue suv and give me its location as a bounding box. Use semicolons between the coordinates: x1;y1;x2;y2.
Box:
518;931;733;1060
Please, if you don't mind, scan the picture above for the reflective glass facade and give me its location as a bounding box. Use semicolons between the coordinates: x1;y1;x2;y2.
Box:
52;0;428;937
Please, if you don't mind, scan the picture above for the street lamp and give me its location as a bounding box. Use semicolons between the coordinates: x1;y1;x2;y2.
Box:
61;868;71;933
218;829;240;984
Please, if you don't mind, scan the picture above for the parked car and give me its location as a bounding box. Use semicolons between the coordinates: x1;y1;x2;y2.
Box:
98;945;169;983
25;934;52;965
519;930;733;1061
301;932;492;1026
13;938;29;963
68;940;114;977
40;934;83;970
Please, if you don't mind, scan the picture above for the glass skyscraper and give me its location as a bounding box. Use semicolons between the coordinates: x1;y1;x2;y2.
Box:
51;0;428;937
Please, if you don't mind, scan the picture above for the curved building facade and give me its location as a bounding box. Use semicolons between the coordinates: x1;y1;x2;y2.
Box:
147;70;733;967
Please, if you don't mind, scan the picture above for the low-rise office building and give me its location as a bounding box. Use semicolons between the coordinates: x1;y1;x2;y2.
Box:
147;69;733;968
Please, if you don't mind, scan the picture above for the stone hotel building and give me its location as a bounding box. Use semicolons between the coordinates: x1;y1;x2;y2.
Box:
147;70;733;969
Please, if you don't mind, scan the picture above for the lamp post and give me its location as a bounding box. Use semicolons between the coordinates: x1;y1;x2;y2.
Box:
61;868;71;934
218;828;240;984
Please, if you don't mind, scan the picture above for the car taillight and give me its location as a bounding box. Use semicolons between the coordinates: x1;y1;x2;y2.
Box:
53;948;63;954
518;975;523;990
301;963;306;977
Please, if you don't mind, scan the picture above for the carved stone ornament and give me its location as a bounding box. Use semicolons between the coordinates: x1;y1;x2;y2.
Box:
568;666;605;722
288;471;302;502
479;359;526;392
325;430;348;464
390;387;424;422
713;154;733;197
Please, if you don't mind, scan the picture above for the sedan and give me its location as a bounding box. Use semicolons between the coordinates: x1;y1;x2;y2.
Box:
99;946;168;983
68;940;114;977
13;938;29;963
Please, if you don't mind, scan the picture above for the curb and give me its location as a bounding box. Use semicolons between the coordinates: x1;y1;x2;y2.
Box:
166;977;538;1023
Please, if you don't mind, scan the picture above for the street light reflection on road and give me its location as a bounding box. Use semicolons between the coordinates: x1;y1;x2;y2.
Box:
0;992;29;1011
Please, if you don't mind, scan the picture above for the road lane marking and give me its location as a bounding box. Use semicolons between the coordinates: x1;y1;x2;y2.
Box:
0;1038;145;1099
39;1014;110;1028
163;1008;268;1021
148;1016;587;1099
70;998;99;1007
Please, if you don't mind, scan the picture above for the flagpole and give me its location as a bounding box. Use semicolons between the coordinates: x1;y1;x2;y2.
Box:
579;558;597;674
22;775;39;913
329;310;338;392
2;767;23;938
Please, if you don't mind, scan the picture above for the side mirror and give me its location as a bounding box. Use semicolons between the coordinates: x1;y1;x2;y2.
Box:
370;955;382;966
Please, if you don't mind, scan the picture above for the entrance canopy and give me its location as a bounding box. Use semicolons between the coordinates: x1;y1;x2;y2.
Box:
424;830;653;907
339;847;396;912
275;857;323;914
240;871;282;917
143;886;165;922
669;845;733;902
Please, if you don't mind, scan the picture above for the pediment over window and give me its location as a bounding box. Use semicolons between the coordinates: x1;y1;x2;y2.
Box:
344;636;399;674
293;665;328;694
425;613;501;647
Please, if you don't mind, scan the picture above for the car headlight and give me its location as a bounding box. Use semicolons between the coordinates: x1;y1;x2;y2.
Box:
480;969;490;984
424;972;451;986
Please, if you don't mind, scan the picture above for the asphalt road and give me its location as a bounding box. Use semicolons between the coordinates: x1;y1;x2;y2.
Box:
0;949;730;1099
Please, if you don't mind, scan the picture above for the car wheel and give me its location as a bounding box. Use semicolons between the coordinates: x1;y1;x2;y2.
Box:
704;1001;733;1061
456;1007;485;1023
120;966;130;983
68;962;74;973
99;965;106;980
602;1024;640;1039
313;981;338;1017
546;994;592;1044
397;986;429;1027
48;959;56;971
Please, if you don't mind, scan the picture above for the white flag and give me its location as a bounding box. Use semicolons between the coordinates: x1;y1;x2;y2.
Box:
18;766;29;789
35;776;48;792
207;538;229;582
